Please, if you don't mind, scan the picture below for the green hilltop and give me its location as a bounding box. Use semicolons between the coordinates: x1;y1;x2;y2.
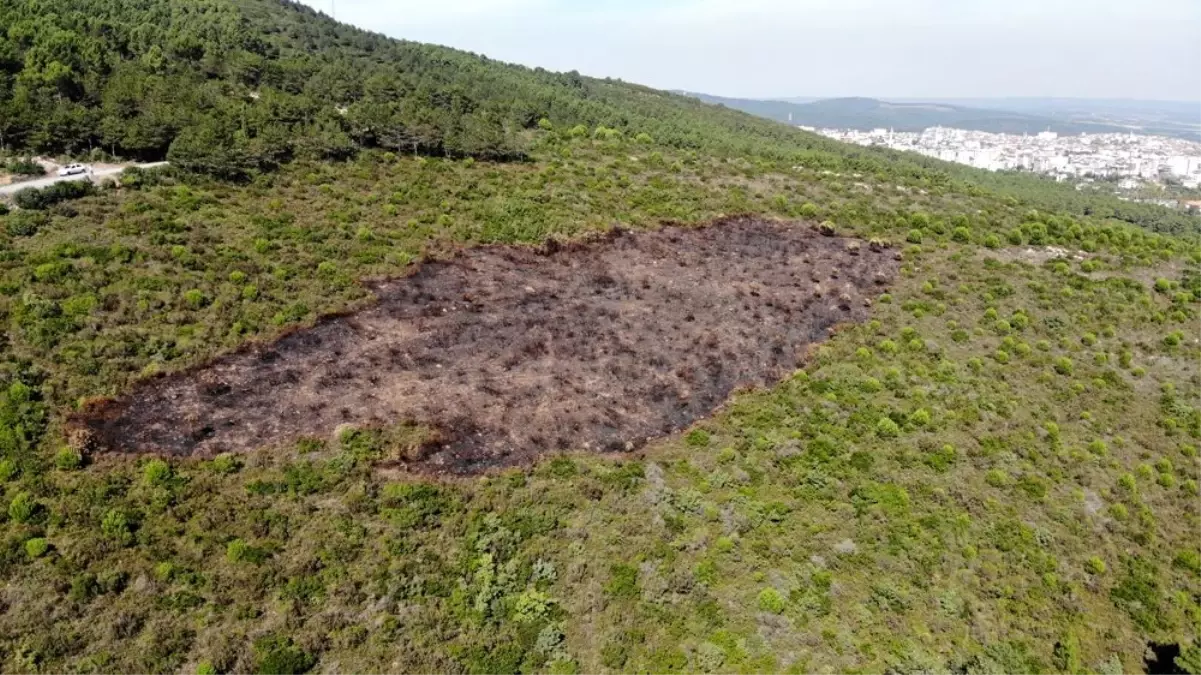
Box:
0;1;1199;673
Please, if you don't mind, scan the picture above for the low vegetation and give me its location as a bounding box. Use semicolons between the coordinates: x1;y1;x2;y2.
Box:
0;0;1199;672
0;122;1197;674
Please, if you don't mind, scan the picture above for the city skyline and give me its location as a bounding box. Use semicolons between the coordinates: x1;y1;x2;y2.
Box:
817;125;1201;191
298;0;1201;101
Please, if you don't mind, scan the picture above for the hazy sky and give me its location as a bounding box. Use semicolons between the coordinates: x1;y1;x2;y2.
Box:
300;0;1201;101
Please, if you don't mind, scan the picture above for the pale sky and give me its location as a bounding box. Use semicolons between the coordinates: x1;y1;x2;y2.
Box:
301;0;1201;101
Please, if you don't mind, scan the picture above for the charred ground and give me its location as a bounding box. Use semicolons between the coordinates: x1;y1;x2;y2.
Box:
76;218;897;473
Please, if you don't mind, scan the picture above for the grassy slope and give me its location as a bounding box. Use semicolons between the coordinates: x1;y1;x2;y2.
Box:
0;130;1198;673
2;1;1200;671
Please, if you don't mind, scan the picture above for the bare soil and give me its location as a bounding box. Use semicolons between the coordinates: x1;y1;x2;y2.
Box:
76;217;898;474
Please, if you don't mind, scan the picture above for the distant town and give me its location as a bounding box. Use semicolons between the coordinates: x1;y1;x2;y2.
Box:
812;126;1201;206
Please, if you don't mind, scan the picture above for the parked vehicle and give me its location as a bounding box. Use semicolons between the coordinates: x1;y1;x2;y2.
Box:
57;163;87;176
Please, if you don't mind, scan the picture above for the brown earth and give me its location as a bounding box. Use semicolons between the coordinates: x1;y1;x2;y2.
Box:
75;217;898;474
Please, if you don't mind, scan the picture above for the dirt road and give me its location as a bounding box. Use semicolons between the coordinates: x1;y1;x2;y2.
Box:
0;162;168;197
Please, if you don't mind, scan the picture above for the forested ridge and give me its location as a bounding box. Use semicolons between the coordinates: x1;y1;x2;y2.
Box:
1;0;1198;233
1;0;910;166
0;1;1199;674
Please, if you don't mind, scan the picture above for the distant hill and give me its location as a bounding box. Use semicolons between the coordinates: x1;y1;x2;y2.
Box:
685;93;1197;138
897;98;1201;140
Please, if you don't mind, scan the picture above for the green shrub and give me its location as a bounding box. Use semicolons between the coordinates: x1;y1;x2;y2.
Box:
183;289;208;309
8;491;36;523
253;635;316;675
6;157;44;176
4;210;48;236
1174;549;1201;574
1085;557;1106;575
860;377;883;393
1018;475;1048;500
757;587;786;614
13;179;94;210
143;459;172;487
924;444;956;473
211;454;241;474
226;538;270;564
0;459;17;483
101;509;134;545
685;428;711;447
1109;557;1167;631
876;418;900;438
1176;646;1201;675
1053;357;1073;375
545;456;578;478
380;483;456;528
24;537;49;558
606;564;639;599
55;447;83;470
1117;473;1136;493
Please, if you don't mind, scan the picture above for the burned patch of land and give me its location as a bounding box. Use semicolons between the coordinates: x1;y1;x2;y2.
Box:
77;217;898;474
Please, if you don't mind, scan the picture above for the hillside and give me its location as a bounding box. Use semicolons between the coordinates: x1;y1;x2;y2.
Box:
2;0;1196;234
1;1;1200;674
686;93;1175;137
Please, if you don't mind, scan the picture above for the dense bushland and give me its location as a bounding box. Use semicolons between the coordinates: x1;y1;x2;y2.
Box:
1;127;1198;674
0;0;1199;672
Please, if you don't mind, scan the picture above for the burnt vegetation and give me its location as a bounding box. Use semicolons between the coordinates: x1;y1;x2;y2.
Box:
77;219;897;472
